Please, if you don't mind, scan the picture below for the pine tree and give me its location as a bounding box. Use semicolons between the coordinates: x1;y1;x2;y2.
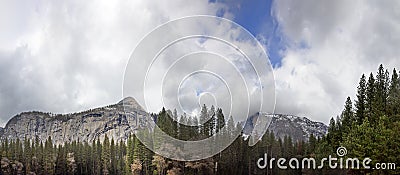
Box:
387;68;400;117
110;138;116;175
101;134;111;175
83;141;91;175
91;139;98;175
190;116;199;139
214;108;225;161
308;134;317;154
341;96;354;134
328;117;335;133
215;108;225;134
199;104;209;138
132;133;153;175
282;135;294;159
355;74;367;125
132;134;141;163
15;138;23;162
208;105;216;136
334;65;400;174
75;141;83;174
23;137;32;173
178;114;187;140
55;145;67;175
154;107;177;148
327;117;340;149
33;136;44;175
3;138;9;158
125;134;134;175
344;117;382;174
171;109;180;140
117;140;126;175
366;73;376;120
225;116;235;141
374;64;388;120
8;139;14;160
44;136;54;175
96;138;102;175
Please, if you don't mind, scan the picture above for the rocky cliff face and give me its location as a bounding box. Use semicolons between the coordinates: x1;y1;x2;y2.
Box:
1;97;149;145
243;113;328;141
0;97;327;144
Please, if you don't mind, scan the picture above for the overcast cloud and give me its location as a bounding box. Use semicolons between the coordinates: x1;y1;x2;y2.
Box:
1;0;400;126
0;0;229;126
272;0;400;123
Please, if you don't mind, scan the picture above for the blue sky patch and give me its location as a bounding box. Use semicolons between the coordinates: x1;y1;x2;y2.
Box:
214;0;287;67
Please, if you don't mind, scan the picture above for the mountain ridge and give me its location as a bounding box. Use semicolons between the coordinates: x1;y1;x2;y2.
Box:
242;113;327;142
0;97;327;144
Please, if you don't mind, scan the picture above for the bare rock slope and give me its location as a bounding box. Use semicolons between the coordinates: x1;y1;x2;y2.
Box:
1;97;148;145
1;97;327;144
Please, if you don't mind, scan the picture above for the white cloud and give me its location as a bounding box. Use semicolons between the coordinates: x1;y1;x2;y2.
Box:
0;0;231;126
272;0;400;123
3;0;398;126
122;17;275;123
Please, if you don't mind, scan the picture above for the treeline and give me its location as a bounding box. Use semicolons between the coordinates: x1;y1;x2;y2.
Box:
316;64;400;174
0;106;320;175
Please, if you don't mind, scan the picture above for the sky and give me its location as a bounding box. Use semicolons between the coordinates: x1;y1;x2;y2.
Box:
0;0;400;126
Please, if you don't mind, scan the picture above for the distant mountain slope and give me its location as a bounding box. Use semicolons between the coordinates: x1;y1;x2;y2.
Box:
0;97;327;144
1;97;148;145
243;113;328;141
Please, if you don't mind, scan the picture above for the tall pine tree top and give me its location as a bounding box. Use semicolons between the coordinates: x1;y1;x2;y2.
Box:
355;74;366;125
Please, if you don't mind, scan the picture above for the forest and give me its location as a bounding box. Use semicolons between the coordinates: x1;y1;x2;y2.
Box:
0;64;399;175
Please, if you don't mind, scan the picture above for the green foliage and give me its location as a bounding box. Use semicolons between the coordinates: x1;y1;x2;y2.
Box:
322;64;400;174
355;74;367;125
341;96;355;134
366;72;376;120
